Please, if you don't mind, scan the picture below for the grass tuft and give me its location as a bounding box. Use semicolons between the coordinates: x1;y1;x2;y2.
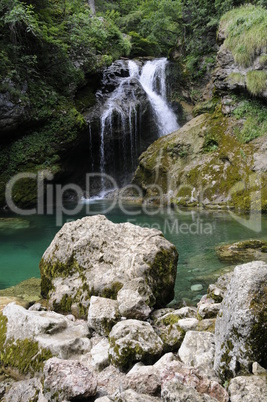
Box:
220;5;267;68
246;71;267;96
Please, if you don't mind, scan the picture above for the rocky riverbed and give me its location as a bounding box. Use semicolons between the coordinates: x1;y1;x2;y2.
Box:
0;216;266;401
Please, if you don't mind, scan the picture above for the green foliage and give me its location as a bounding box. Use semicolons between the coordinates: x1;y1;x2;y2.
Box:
220;5;267;67
232;97;267;143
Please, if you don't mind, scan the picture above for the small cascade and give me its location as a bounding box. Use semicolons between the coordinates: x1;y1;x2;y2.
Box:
87;58;180;194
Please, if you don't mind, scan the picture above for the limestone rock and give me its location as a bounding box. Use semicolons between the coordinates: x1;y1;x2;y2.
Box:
126;363;161;395
117;278;155;320
2;378;46;402
228;375;267;402
43;357;97;401
3;303;91;363
91;338;110;370
178;318;199;331
40;215;178;317
3;303;68;340
214;261;267;380
88;296;120;336
0;297;29;312
178;331;215;378
153;312;185;352
161;379;218;402
96;365;128;396
197;303;221;319
114;389;161;401
108;319;163;369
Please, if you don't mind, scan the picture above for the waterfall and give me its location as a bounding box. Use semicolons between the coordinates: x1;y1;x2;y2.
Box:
139;58;179;136
88;58;179;193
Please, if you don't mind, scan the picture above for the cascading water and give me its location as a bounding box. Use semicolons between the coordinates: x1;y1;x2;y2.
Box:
88;58;179;194
139;58;179;136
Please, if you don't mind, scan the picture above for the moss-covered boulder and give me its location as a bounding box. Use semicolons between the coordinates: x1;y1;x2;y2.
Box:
39;215;178;318
216;239;267;264
214;261;267;381
152;312;185;353
0;303;91;376
108;319;163;369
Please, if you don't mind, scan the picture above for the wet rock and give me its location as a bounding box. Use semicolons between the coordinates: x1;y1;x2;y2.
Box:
40;215;178;317
43;357;97;401
214;261;267;380
108;319;163;369
216;240;267;264
178;331;215;378
126;363;161;395
88;296;120;336
0;91;28;135
228;375;267;402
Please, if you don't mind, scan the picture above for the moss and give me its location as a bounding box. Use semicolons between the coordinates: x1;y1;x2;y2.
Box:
193;98;219;117
246;71;267;96
100;282;123;300
227;72;246;86
0;315;52;376
161;314;180;326
147;246;178;307
249;286;267;370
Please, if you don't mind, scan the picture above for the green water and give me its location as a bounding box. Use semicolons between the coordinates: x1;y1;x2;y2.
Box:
0;201;266;304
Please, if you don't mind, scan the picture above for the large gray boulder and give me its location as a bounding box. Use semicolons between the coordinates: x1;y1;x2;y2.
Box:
43;357;97;401
214;261;267;380
40;215;178;317
108;319;163;369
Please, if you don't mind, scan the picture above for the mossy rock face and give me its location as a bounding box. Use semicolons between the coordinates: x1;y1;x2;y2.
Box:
214;5;267;100
214;261;267;381
132;109;265;212
40;215;178;317
0;314;52;376
216;240;267;264
108;319;163;370
152;312;185;352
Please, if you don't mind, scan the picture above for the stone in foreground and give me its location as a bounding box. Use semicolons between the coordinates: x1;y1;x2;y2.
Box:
228;375;267;402
108;319;163;369
40;215;178;317
43;357;97;401
214;261;267;380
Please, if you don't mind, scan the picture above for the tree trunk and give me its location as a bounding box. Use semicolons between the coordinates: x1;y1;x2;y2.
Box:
88;0;96;15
